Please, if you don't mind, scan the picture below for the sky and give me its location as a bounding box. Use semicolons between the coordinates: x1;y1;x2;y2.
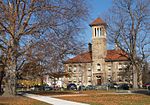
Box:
87;0;112;20
84;0;112;47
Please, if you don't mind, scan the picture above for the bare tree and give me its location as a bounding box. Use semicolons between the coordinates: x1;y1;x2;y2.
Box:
27;29;86;88
105;0;150;88
0;0;88;96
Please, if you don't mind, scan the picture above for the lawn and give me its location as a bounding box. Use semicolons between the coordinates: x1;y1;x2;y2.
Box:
0;96;51;105
55;90;150;105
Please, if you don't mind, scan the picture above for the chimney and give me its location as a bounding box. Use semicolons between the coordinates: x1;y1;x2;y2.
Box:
115;43;119;50
88;43;92;52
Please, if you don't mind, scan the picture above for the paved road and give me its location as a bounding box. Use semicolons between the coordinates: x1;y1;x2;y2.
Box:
24;93;89;105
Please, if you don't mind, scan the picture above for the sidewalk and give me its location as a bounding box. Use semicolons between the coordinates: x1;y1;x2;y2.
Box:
24;93;89;105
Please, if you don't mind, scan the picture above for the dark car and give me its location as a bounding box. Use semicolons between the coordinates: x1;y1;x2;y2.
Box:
95;83;115;90
117;83;129;90
95;83;109;90
31;84;53;91
86;85;95;90
143;82;150;88
78;85;86;91
67;83;77;90
107;83;118;89
44;86;53;91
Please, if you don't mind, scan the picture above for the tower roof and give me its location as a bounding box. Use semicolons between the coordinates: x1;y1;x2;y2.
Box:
89;18;107;26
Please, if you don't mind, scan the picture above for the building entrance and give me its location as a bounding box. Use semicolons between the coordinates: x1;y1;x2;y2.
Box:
96;76;102;85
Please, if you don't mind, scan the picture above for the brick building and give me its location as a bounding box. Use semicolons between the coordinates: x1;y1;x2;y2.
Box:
64;18;129;86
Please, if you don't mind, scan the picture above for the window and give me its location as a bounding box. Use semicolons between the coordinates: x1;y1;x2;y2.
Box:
97;28;99;37
118;62;127;71
95;28;96;37
108;65;111;71
73;65;77;72
73;76;76;81
68;65;72;72
97;64;101;71
100;28;101;36
78;65;82;72
108;75;111;79
88;77;91;83
119;68;123;71
79;77;82;81
118;63;122;69
117;75;122;82
88;73;92;77
88;67;91;71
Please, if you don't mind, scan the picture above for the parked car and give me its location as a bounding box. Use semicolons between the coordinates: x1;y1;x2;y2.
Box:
78;85;86;91
86;85;95;90
67;83;77;90
52;85;61;90
44;86;53;91
107;83;118;89
30;84;53;91
95;85;102;90
95;83;119;90
143;82;150;88
117;83;129;90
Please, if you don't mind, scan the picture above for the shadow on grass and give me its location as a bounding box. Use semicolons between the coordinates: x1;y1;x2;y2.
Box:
0;103;7;105
131;89;150;96
17;90;77;96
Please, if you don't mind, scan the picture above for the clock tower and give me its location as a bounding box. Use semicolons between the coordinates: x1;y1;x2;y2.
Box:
90;18;107;85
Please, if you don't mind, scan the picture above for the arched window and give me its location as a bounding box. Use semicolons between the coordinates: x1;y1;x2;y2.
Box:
100;28;101;36
97;64;101;71
95;28;96;37
97;28;99;37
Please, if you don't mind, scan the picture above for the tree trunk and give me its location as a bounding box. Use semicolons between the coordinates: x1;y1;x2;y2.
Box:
3;67;16;96
0;71;4;93
133;65;138;89
0;80;2;93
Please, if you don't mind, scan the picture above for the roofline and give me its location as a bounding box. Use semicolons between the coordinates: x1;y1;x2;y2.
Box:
64;59;129;64
64;61;92;64
89;23;107;27
105;59;129;62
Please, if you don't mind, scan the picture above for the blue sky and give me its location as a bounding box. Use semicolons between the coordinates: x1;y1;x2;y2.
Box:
84;0;112;47
87;0;112;19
